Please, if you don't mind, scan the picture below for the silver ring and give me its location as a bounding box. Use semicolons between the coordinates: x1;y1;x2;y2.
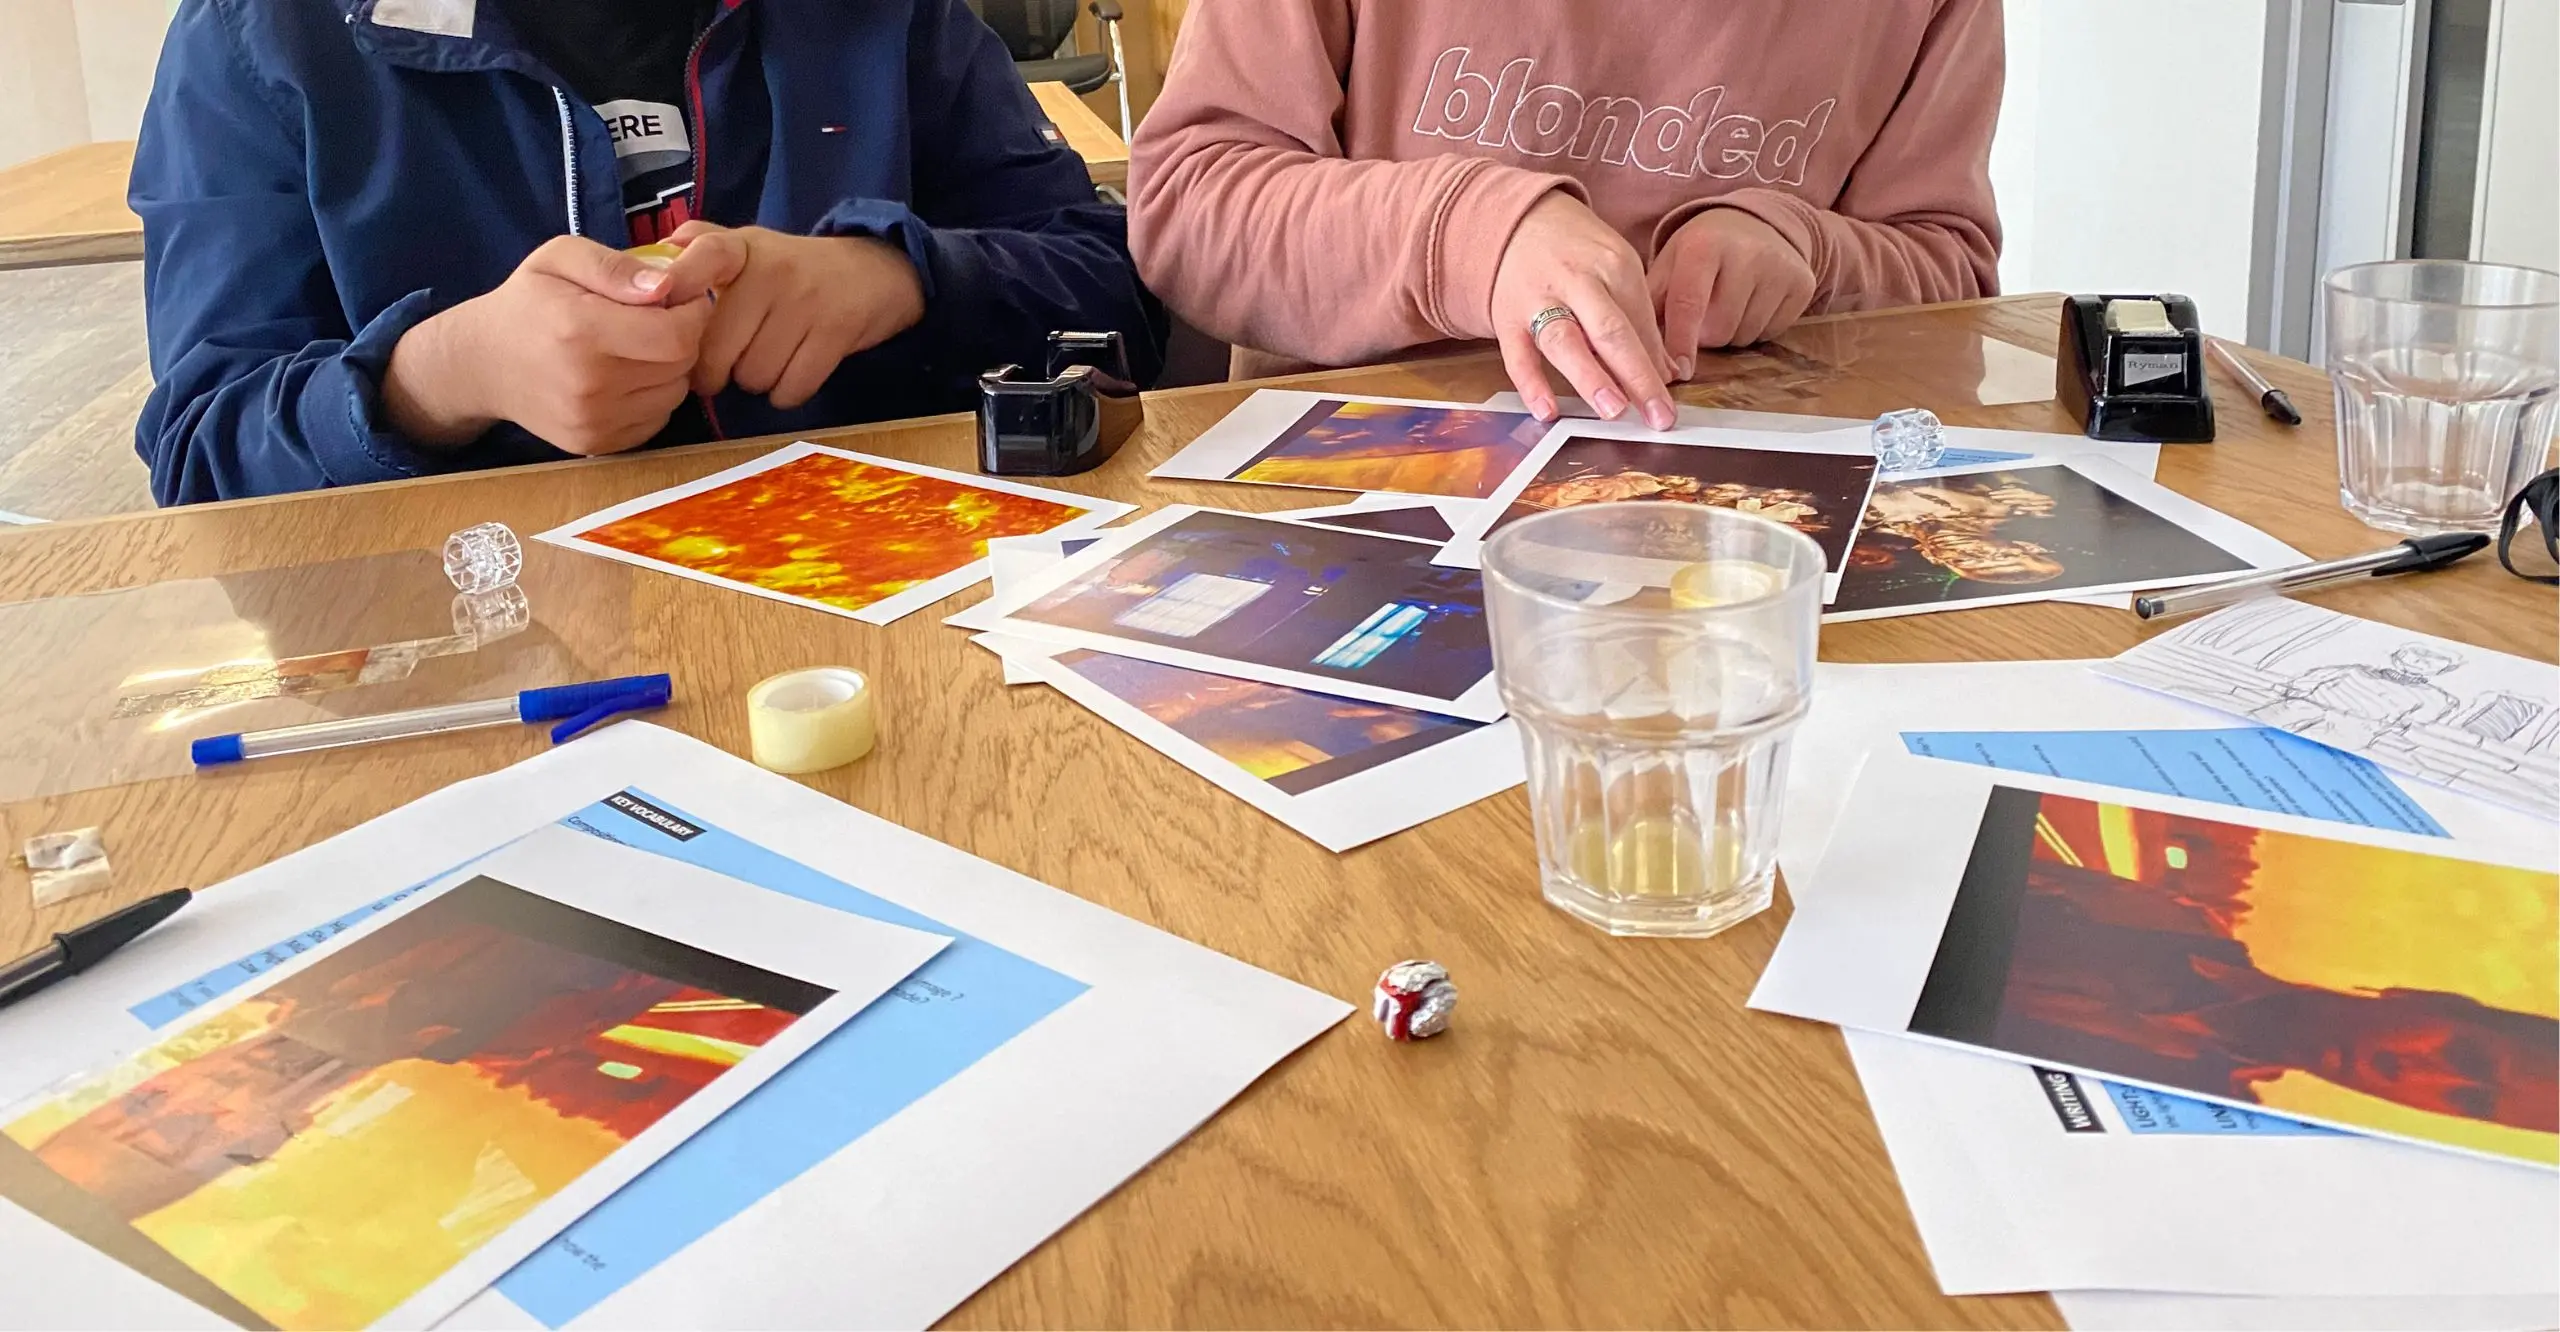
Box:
1528;306;1578;340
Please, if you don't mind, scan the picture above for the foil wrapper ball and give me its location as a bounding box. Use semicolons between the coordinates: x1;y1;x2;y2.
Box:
1373;959;1458;1041
1871;407;1947;473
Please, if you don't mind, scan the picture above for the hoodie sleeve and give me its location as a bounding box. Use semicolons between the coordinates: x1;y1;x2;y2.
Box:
1650;0;2004;310
812;0;1166;387
1127;0;1580;368
130;0;468;506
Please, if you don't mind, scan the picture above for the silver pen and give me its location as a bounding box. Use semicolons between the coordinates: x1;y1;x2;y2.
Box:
2135;533;2491;620
2205;338;2302;426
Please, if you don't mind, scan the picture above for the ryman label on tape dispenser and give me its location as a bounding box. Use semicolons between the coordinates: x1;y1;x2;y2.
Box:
747;667;877;774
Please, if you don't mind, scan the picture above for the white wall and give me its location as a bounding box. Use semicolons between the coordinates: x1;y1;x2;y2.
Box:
1989;0;2270;339
0;0;171;170
2474;0;2558;270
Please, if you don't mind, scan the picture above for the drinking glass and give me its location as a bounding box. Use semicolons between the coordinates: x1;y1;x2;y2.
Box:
1482;504;1824;939
2325;260;2560;535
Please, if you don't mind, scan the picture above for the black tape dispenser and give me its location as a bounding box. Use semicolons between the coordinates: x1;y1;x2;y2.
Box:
977;331;1145;477
2057;294;2216;443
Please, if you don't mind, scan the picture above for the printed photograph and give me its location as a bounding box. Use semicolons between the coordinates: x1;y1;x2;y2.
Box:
1834;466;2254;614
1910;787;2559;1166
1;876;831;1330
572;451;1092;614
1493;436;1877;569
1012;511;1492;700
1296;506;1461;544
1233;401;1546;498
1056;650;1483;795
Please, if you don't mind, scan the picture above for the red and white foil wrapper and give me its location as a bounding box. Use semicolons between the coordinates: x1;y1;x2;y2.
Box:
1372;960;1457;1041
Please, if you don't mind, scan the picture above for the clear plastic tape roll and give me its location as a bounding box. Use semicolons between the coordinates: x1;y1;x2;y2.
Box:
746;667;877;774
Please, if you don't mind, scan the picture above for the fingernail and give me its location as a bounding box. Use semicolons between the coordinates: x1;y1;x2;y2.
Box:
1645;400;1676;431
633;269;667;292
1594;388;1629;419
1678;356;1696;380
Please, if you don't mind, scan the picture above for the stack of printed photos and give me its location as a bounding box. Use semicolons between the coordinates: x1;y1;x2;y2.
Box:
993;388;2300;852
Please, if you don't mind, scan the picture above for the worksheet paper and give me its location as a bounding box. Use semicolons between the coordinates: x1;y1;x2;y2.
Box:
2098;598;2560;822
1435;419;1881;600
0;825;947;1331
1777;661;2537;891
1148;391;1549;499
535;442;1135;625
0;723;1352;1331
1778;660;2560;1299
1754;754;2558;1169
1822;458;2303;624
2052;1289;2560;1331
972;505;1508;722
973;631;1525;852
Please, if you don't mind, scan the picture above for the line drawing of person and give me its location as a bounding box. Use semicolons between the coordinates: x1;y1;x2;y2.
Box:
1862;475;2065;585
2260;643;2466;751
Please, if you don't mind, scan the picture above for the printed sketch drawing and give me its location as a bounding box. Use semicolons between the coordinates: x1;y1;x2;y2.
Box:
2105;598;2560;818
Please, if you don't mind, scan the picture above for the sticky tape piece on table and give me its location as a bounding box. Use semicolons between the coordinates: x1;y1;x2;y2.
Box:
1669;561;1786;609
746;668;877;774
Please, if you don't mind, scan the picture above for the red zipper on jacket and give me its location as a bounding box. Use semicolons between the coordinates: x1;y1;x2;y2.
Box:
683;10;727;439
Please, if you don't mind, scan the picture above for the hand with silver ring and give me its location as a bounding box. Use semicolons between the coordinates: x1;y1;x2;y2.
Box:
1490;194;1677;427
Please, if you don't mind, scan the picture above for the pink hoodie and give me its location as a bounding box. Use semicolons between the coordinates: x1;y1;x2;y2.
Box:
1130;0;2005;376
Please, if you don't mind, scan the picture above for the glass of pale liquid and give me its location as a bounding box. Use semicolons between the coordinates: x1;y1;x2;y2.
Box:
2326;260;2559;535
1482;503;1824;939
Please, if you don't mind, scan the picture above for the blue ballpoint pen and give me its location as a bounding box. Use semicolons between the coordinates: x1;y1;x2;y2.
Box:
191;674;672;767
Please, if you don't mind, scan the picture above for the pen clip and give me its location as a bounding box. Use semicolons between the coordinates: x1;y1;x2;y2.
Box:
548;688;670;744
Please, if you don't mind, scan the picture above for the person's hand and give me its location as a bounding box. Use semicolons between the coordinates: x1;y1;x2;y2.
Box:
1489;193;1677;427
653;221;927;409
382;236;710;456
1651;207;1817;377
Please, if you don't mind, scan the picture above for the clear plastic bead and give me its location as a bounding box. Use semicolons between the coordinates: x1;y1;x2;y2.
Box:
442;522;522;594
1870;407;1947;473
451;584;533;644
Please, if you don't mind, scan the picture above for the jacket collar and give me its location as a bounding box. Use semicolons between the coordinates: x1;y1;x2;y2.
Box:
340;0;547;76
340;0;749;76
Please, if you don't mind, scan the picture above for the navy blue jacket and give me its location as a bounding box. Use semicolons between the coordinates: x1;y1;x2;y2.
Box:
132;0;1162;505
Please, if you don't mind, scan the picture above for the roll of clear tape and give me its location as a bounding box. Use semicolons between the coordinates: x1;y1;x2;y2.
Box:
747;667;876;774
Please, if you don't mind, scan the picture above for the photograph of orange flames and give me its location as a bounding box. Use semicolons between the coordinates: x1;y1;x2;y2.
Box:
1233;401;1547;499
1054;649;1481;795
572;451;1093;615
1910;788;2558;1166
1;876;827;1330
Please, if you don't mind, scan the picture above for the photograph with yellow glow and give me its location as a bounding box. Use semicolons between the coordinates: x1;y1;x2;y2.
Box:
0;875;831;1330
1910;787;2558;1167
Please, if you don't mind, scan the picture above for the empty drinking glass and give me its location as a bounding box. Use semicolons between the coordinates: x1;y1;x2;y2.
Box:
2325;261;2560;535
1482;504;1824;939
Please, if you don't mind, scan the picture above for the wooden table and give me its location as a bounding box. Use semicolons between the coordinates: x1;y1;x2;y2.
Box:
1031;80;1130;191
0;91;1127;275
0;143;145;272
1;296;2550;1328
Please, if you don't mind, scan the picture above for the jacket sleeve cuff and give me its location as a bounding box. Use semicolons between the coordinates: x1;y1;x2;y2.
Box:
1653;189;1829;300
303;289;468;488
1669;189;1832;302
812;198;942;303
1428;162;1585;342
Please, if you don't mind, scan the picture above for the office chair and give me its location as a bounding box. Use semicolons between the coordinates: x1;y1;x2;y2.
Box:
966;0;1134;142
